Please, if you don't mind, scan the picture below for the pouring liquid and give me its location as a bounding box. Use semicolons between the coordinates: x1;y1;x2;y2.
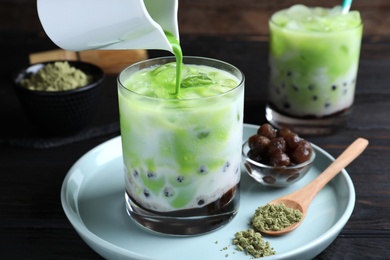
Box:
164;31;183;97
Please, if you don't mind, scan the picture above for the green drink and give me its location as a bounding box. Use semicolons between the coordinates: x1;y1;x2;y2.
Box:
266;5;363;135
118;56;244;235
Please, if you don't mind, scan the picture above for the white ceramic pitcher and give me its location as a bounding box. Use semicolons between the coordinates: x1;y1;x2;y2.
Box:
37;0;179;52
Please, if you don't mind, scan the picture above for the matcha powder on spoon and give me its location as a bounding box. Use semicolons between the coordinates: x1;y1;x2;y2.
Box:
252;203;303;232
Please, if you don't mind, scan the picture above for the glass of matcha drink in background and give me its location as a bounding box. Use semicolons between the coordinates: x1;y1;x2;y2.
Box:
118;56;244;235
266;5;363;135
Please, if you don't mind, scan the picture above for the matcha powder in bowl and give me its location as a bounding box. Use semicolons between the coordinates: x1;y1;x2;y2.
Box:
20;61;91;91
13;60;104;135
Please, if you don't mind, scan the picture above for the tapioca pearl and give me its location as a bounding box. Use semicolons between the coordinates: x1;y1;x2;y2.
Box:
286;71;292;77
324;102;331;108
143;188;151;198
198;165;209;174
147;171;157;180
343;89;348;95
196;196;206;206
168;174;193;187
126;174;141;192
133;170;140;178
331;85;337;91
177;176;185;183
312;95;318;101
163;186;175;197
308;84;315;91
292;85;299;91
141;171;165;194
223;161;231;172
283;102;291;109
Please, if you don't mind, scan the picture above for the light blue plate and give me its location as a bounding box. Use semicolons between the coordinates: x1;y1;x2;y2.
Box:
61;123;355;260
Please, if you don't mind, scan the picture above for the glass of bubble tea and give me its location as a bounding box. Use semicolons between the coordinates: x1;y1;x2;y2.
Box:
266;5;363;135
117;56;245;235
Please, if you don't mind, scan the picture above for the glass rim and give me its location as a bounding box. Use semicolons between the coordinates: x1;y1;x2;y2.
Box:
117;56;245;102
269;13;363;34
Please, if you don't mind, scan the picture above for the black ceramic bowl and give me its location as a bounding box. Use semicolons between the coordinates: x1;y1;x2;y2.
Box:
13;61;104;136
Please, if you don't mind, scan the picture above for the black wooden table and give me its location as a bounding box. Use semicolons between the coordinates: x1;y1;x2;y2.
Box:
0;31;389;259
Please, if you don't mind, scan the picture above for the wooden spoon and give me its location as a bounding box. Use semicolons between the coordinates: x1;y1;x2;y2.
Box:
262;138;369;236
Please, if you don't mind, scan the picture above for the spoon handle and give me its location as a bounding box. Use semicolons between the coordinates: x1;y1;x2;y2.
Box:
289;138;369;210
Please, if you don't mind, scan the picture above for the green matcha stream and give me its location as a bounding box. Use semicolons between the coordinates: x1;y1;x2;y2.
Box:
164;31;183;97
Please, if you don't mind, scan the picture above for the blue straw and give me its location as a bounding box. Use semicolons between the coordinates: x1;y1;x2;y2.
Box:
342;0;353;14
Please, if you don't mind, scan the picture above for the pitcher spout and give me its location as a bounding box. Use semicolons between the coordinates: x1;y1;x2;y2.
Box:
143;0;179;42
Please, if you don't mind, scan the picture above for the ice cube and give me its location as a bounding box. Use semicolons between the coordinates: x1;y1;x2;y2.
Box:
285;20;300;30
312;7;327;17
345;11;362;26
151;62;176;75
180;74;214;88
272;12;289;26
329;5;342;16
287;4;312;21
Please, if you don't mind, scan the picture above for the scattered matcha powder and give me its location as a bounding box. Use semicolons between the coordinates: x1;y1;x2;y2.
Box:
252;203;303;232
233;229;276;258
227;203;302;258
20;61;91;91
